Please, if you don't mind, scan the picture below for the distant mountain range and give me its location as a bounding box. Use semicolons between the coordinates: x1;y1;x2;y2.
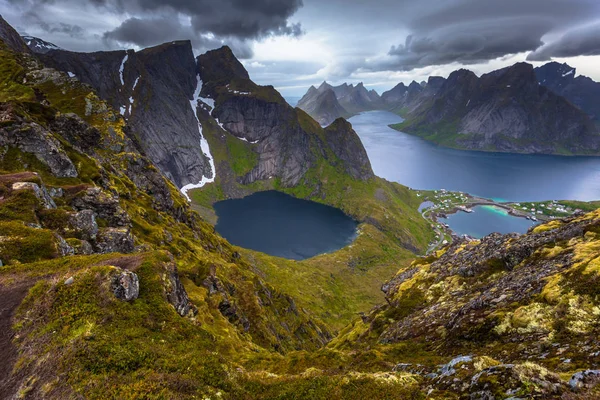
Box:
298;62;600;155
297;81;382;125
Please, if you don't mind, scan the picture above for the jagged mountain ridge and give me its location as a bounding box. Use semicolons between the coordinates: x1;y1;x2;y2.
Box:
535;61;600;122
40;42;374;192
197;46;374;185
386;63;600;155
297;81;383;125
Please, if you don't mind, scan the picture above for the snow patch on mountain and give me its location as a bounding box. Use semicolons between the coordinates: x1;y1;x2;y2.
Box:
181;76;216;201
22;36;61;53
562;69;575;77
119;54;128;86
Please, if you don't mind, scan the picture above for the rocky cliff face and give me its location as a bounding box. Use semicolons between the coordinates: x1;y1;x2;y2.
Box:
392;63;600;155
324;118;374;181
535;62;600;122
198;46;374;187
39;41;212;188
40;41;375;191
297;81;383;125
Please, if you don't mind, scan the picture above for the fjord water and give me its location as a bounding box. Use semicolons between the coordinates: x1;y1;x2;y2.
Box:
349;111;600;202
214;191;357;260
442;206;535;238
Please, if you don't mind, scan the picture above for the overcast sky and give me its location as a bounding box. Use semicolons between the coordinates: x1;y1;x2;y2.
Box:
2;0;600;96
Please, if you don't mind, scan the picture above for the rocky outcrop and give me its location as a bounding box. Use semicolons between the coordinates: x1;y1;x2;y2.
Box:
0;105;78;178
535;62;600;122
111;269;140;301
68;210;98;241
330;210;600;397
40;41;212;188
324;118;374;180
352;210;600;358
11;181;56;209
69;187;130;227
393;63;600;155
95;227;135;254
162;261;197;317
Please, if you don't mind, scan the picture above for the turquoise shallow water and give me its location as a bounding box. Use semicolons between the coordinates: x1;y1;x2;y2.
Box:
442;206;535;238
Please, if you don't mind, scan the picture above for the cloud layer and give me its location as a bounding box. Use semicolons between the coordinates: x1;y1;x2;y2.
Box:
6;0;304;57
3;0;600;93
373;0;600;71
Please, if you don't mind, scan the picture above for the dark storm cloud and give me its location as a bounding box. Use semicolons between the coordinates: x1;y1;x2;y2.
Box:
7;0;303;57
102;16;255;58
22;9;84;37
369;0;600;71
98;0;304;42
384;17;549;69
527;22;600;61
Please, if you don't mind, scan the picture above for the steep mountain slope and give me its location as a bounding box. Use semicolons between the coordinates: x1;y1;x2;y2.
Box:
38;42;213;188
298;81;383;125
331;210;600;398
535;62;600;123
0;20;333;399
390;63;600;155
0;15;30;54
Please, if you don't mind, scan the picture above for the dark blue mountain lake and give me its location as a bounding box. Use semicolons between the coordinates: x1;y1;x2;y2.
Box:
213;191;358;260
349;110;600;202
442;206;536;239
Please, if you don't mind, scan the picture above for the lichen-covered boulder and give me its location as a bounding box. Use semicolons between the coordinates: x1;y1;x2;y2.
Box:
12;181;56;209
70;187;130;227
95;227;135;254
69;210;98;241
111;269;139;301
54;233;74;257
69;239;94;255
469;363;566;399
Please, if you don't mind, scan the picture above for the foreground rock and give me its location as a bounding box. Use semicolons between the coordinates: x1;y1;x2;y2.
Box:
111;269;140;301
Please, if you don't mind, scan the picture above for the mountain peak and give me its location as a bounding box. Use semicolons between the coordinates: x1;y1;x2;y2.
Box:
198;45;250;87
318;81;333;91
22;35;61;54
